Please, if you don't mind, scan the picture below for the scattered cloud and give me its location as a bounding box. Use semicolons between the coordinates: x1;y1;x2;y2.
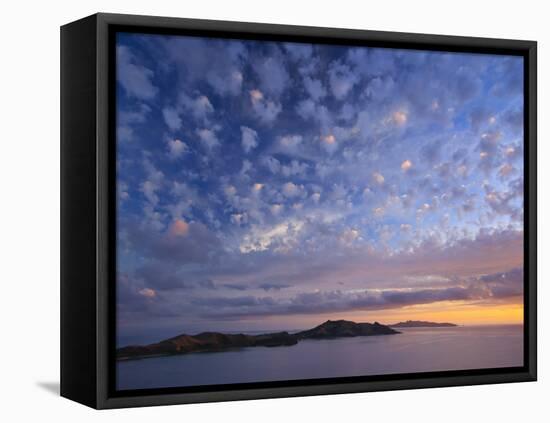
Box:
401;159;413;171
249;89;282;124
241;126;259;153
167;139;188;159
116;34;525;332
162;107;182;131
117;45;158;100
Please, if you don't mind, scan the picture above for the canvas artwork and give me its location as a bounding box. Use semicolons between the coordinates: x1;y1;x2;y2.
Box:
114;32;524;391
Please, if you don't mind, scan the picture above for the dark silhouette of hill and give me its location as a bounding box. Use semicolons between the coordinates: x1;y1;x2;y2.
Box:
117;319;399;360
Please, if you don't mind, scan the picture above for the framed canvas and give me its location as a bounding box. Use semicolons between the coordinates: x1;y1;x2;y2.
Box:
60;13;537;409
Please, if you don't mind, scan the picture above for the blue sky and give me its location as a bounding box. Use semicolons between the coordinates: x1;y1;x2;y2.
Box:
116;32;524;344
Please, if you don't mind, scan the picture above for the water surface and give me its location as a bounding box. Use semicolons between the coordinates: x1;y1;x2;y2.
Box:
117;325;523;390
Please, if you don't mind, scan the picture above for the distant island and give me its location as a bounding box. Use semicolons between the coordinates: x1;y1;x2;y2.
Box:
390;320;458;328
117;320;399;360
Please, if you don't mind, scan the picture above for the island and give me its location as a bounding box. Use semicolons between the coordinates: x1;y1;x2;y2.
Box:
117;319;400;360
389;320;458;328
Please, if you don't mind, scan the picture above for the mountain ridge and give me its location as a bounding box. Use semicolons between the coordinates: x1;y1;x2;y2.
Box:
117;319;399;361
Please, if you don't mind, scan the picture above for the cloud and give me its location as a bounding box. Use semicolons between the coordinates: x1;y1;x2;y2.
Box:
303;76;327;101
167;139;188;159
196;128;220;150
253;52;289;97
401;159;413;171
296;99;316;120
340;228;360;245
328;60;359;100
391;111;408;126
162;107;182;131
283;43;313;62
116;35;526;332
278;134;303;153
139;157;164;206
239;220;304;253
117;45;158;100
258;282;291;291
162;37;247;96
222;283;249;291
263;156;281;174
311;192;321;203
498;163;515;178
372;172;385;185
249;89;282;124
231;213;248;226
364;75;396;101
241;126;259;153
117;273;158;313
281;160;308;177
195;267;523;318
118;181;130;202
321;134;338;154
179;93;214;122
282;182;303;198
138;288;157;298
484;184;522;217
126;220;222;266
169;219;190;236
270;204;284;216
117;103;151;142
469;107;494;132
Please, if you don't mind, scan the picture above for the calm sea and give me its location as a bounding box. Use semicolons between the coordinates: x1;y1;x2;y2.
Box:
116;325;523;390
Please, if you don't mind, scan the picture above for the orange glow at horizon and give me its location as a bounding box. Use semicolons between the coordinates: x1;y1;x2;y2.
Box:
332;300;524;326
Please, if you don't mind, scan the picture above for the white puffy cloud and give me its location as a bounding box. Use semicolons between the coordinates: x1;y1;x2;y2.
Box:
401;159;413;171
249;89;282;124
263;156;281;174
328;60;359;100
241;126;259;153
162;107;182;131
240;159;253;178
281;160;308;177
117;45;158;100
138;288;157;298
311;192;321;203
372;172;385;185
282;182;303;198
303;76;327;101
340;228;360;245
391;111;408;126
239;220;305;253
231;213;248;226
270;204;284;216
321;134;338;154
140;157;164;207
179;93;214;122
296;99;316;120
196;128;220;151
253;54;289;97
224;184;237;198
118;181;130;202
167;139;188;159
162;37;246;97
278;134;303;153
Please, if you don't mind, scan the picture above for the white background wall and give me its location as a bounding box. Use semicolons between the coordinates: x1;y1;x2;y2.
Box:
0;0;546;420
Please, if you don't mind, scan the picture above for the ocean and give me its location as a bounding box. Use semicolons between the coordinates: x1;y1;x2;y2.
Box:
116;325;523;390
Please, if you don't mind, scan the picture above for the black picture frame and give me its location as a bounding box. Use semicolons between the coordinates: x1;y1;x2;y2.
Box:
60;12;537;409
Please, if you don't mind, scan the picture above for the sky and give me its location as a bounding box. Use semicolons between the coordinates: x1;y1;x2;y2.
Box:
115;32;524;345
